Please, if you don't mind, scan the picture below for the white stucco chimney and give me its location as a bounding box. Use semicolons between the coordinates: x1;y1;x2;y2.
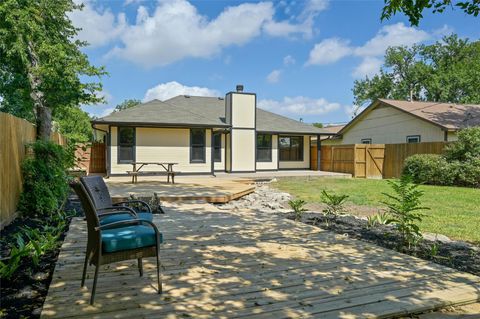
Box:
225;85;256;172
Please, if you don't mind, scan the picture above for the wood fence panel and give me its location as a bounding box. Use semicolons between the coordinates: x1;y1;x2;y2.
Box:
0;112;36;228
383;142;447;178
89;142;106;173
0;112;66;228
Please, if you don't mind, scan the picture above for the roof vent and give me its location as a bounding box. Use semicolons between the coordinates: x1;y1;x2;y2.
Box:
184;95;190;98
236;84;244;92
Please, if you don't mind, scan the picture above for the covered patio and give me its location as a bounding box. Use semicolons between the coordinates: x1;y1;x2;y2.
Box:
41;201;480;318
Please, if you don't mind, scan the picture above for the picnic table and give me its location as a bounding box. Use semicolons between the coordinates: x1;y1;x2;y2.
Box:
127;162;179;184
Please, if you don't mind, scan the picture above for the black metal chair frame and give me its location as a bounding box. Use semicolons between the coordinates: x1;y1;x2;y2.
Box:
70;181;162;305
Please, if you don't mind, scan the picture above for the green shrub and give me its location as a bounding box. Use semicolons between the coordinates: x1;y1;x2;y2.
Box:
382;175;429;249
321;190;349;217
403;154;456;185
18;141;70;217
288;199;308;221
0;211;70;280
444;127;480;162
452;158;480;188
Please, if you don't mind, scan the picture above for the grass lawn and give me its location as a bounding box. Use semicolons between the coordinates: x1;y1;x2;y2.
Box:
273;177;480;244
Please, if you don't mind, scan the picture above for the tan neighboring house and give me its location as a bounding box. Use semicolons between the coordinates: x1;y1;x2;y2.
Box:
92;86;332;176
326;99;480;145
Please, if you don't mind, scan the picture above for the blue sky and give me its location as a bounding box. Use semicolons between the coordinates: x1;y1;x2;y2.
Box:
74;0;479;124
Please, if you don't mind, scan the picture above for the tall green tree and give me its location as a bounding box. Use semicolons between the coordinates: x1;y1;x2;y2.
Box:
54;107;92;143
114;99;142;112
381;0;479;26
353;35;480;107
0;0;106;140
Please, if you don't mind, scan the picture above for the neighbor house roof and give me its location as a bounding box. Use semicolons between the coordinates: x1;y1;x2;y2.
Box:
93;95;331;135
337;99;480;136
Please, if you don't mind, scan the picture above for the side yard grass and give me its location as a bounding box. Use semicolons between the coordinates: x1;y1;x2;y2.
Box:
273;177;480;244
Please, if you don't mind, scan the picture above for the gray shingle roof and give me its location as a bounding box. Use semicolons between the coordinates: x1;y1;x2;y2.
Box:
93;95;330;135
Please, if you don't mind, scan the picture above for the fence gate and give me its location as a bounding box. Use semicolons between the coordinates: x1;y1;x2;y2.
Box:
89;142;106;173
354;144;384;178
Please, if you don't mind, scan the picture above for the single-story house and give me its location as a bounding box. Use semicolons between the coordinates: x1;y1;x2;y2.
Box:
327;99;480;145
92;86;333;176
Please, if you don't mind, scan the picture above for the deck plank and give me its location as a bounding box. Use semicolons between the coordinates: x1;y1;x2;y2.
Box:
41;203;480;319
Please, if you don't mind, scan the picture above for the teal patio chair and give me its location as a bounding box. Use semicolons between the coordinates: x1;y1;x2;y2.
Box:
70;181;163;305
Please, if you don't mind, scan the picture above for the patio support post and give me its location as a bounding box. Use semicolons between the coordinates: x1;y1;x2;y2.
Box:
316;134;321;171
211;128;215;176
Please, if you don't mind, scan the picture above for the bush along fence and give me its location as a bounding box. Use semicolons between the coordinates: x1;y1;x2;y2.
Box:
0;112;67;228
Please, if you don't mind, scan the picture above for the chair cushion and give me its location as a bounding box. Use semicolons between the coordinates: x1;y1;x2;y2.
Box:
101;225;162;253
99;212;153;226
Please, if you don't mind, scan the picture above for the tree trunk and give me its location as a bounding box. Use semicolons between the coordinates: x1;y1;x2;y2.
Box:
36;105;52;140
27;41;52;140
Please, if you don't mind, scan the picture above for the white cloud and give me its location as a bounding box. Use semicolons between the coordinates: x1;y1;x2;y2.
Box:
258;96;341;120
306;23;432;78
354;23;429;57
352;56;383;78
433;24;455;38
264;0;328;38
306;38;352;65
283;55;296;66
69;1;126;47
100;107;115;117
266;69;282;83
143;81;219;102
108;0;275;67
344;105;366;118
71;0;329;66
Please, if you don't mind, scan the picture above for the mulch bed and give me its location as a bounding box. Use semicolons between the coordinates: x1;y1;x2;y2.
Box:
290;213;480;276
0;195;82;319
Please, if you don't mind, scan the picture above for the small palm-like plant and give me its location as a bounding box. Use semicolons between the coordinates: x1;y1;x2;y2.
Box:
321;190;349;217
366;212;393;228
382;175;429;249
288;199;308;221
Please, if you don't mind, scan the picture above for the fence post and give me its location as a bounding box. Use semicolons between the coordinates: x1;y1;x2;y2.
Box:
316;134;321;171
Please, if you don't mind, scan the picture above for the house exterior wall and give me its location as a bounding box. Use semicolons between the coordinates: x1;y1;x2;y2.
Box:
110;127;212;175
256;134;279;170
214;133;226;171
446;131;458;141
230;129;256;172
340;105;446;144
279;135;310;169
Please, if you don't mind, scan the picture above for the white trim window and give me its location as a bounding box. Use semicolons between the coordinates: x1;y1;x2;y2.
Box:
361;138;372;144
406;135;421;143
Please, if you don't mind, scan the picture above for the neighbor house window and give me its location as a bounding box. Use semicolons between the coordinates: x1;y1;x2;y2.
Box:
279;136;303;161
190;129;206;163
406;135;421;143
213;133;222;162
118;127;135;164
257;134;272;162
361;138;372;144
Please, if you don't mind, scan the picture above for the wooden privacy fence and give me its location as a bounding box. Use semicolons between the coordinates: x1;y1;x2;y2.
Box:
0;112;66;229
74;142;106;174
383;142;448;178
311;141;448;179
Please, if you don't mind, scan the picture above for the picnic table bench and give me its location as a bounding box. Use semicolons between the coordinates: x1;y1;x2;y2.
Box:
127;162;179;184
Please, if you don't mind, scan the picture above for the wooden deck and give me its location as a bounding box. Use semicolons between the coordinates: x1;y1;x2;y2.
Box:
106;177;255;203
41;203;480;319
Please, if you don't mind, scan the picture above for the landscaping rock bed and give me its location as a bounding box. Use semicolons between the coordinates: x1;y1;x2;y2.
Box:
0;195;82;319
217;184;480;276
